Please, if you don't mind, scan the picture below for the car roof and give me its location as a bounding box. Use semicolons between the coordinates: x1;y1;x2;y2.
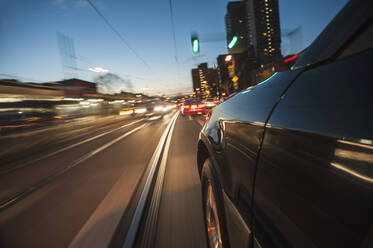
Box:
294;0;373;69
184;98;201;104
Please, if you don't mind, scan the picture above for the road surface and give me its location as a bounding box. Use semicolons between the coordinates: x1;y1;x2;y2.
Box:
0;111;208;248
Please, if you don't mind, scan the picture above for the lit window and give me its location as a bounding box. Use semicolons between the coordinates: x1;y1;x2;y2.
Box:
266;11;269;14
266;15;269;18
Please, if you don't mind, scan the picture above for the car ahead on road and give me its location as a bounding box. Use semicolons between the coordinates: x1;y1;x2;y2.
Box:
119;102;148;117
181;98;206;115
153;102;176;113
197;1;373;248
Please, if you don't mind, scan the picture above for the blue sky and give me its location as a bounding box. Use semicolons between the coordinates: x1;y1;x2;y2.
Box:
0;0;348;95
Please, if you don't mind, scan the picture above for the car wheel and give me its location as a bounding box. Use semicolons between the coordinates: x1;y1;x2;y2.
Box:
201;159;230;248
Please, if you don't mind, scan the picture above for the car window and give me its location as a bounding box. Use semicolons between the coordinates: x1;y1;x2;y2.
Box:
337;19;373;59
184;99;201;104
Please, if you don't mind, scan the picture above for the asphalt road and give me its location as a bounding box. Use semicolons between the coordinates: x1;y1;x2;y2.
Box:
0;111;208;248
155;114;207;248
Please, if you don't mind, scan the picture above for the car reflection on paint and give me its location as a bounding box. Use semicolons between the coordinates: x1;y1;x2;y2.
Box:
203;97;220;109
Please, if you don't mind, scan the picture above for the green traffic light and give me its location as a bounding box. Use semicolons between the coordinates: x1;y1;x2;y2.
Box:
192;38;199;53
228;36;238;49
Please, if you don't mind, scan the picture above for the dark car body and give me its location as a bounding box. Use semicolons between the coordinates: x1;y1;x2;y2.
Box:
197;1;373;247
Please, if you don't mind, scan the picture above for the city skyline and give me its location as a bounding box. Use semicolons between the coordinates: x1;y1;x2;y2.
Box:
0;0;348;95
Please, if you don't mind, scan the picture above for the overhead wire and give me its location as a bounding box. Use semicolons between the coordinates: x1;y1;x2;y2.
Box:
85;0;152;71
168;0;179;64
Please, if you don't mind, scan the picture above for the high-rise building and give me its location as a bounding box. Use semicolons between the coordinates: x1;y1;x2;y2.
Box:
246;0;282;65
221;0;282;94
191;69;202;97
217;54;233;96
225;1;254;56
207;69;219;97
191;63;218;98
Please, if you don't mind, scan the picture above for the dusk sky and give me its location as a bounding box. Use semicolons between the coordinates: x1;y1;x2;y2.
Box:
0;0;347;95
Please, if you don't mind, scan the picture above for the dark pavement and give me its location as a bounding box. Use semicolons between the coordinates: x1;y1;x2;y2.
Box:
0;111;208;248
155;114;207;248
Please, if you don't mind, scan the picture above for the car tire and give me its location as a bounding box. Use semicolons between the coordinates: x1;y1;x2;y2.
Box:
201;158;230;248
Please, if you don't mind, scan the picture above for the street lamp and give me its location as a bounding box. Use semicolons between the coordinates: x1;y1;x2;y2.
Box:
88;67;109;73
225;55;232;62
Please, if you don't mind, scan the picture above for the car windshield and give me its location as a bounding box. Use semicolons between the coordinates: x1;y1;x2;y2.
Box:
184;99;202;104
0;0;350;247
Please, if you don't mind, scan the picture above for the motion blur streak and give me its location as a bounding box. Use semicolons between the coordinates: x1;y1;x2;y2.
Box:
138;110;177;247
123;112;179;248
1;118;144;174
330;162;373;184
0;123;147;211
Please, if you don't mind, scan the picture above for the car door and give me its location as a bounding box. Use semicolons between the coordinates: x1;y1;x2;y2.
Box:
203;69;301;248
252;16;373;248
220;70;300;219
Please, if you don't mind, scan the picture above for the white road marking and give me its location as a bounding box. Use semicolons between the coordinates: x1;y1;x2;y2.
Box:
2;119;144;174
0;122;148;211
69;112;179;248
123;112;179;248
138;107;177;247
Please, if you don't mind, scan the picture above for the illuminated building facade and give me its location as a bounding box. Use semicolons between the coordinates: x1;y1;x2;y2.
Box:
225;1;254;56
191;63;218;98
246;0;282;65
